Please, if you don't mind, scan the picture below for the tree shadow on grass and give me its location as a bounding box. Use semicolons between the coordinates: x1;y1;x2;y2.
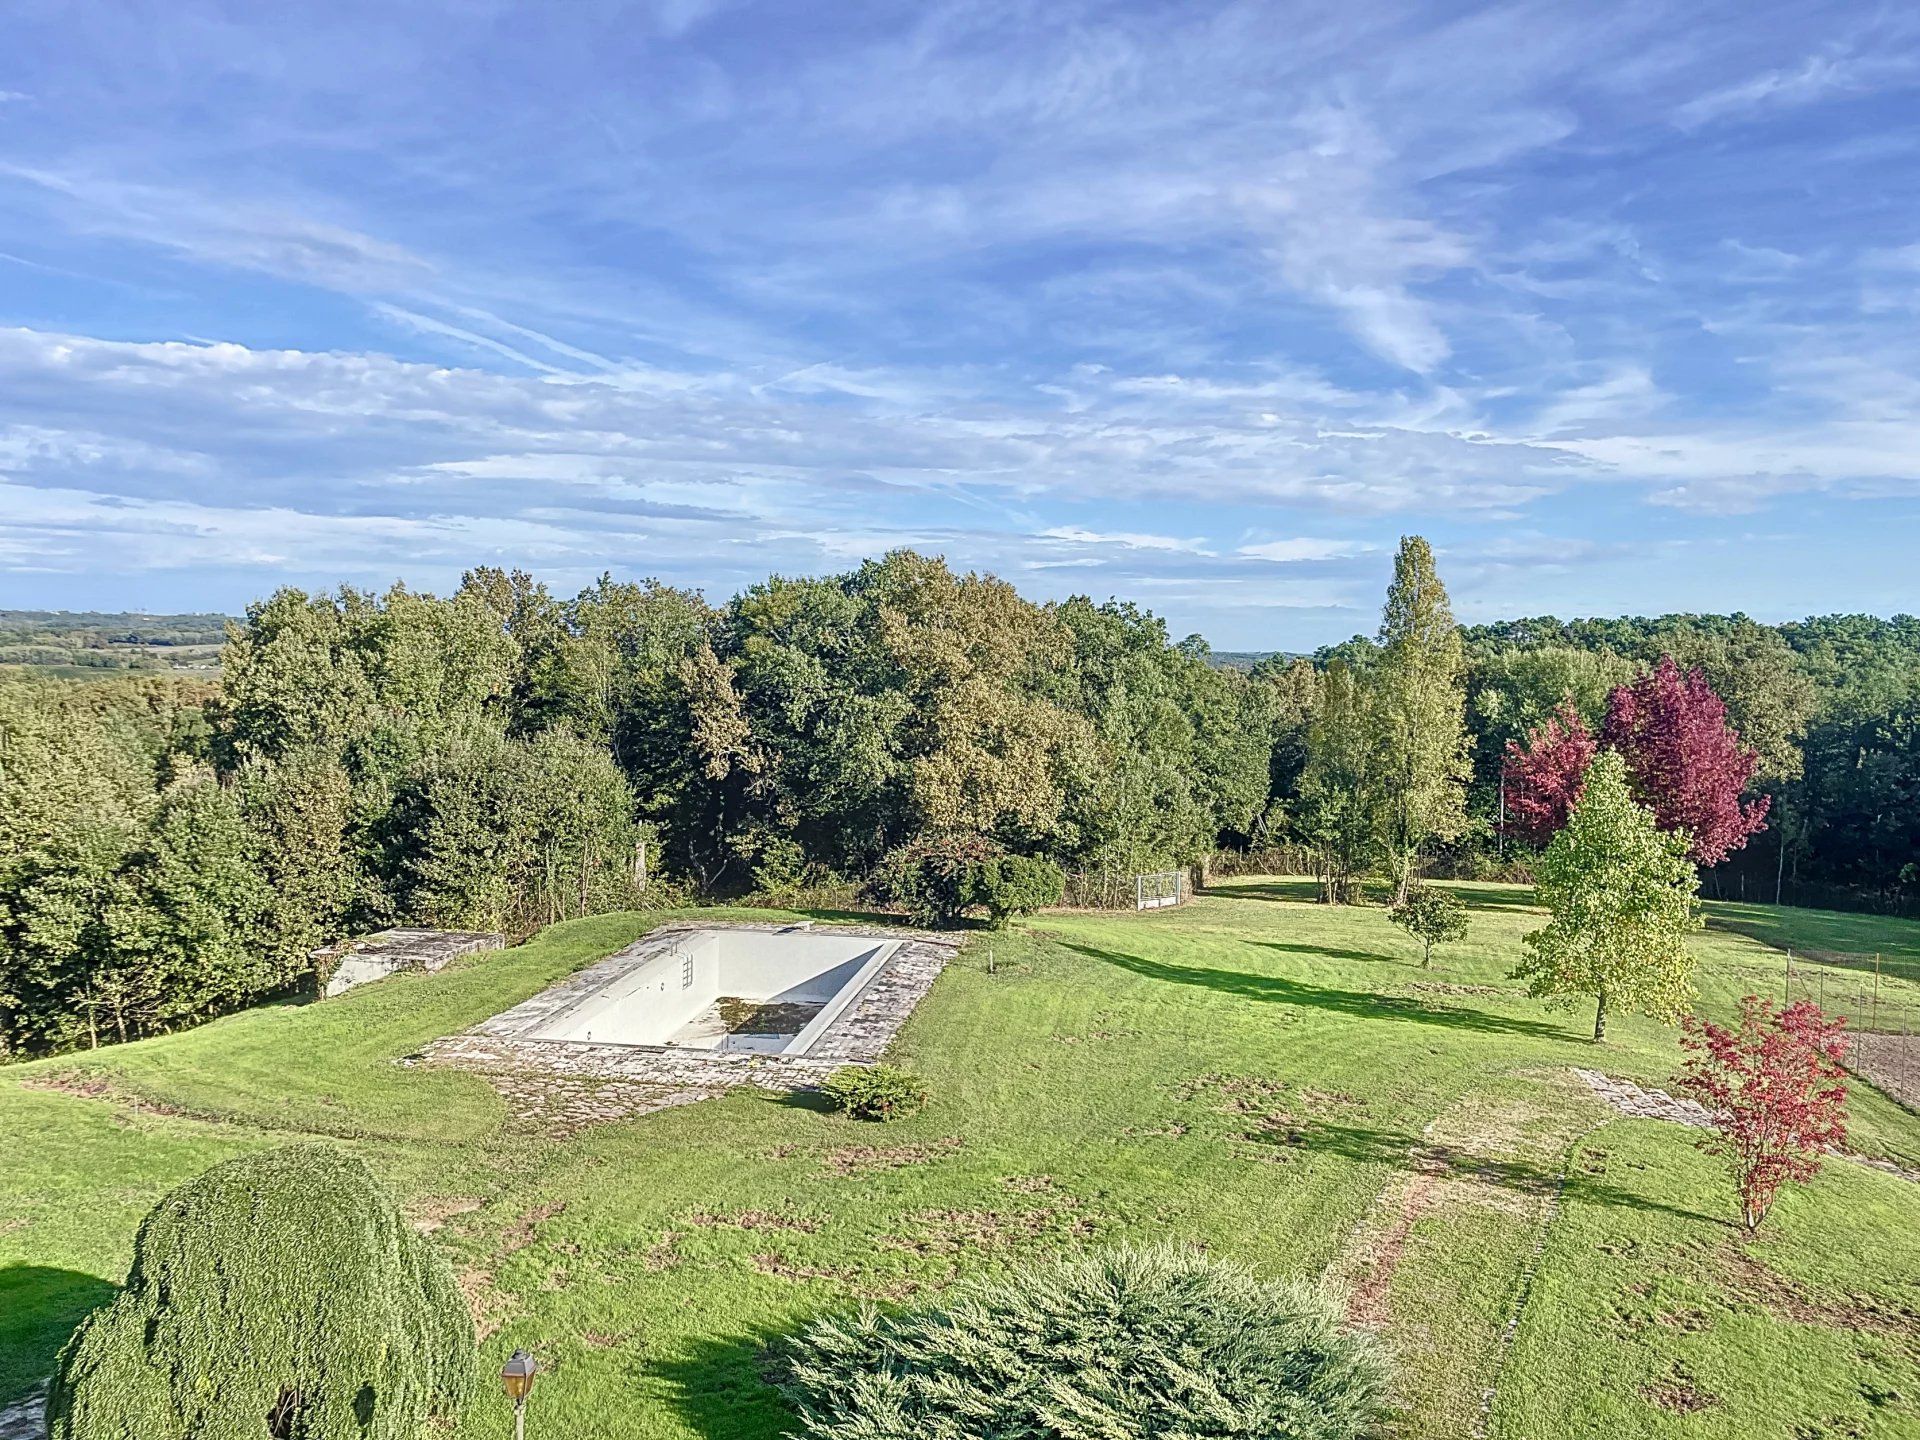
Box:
1250;940;1406;966
653;1323;804;1440
1065;942;1569;1040
1202;880;1324;904
0;1266;117;1405
1434;885;1543;915
1243;1118;1724;1228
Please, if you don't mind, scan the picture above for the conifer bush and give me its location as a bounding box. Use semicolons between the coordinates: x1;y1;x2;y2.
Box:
47;1145;475;1440
784;1246;1388;1440
820;1064;929;1122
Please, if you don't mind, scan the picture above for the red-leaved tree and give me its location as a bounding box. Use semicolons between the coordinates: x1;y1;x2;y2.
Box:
1603;656;1770;866
1676;996;1849;1231
1500;701;1598;849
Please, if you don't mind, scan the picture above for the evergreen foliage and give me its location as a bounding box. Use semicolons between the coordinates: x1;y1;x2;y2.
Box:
783;1245;1388;1440
870;833;1003;928
1511;751;1702;1041
972;854;1065;928
47;1146;474;1440
820;1064;929;1122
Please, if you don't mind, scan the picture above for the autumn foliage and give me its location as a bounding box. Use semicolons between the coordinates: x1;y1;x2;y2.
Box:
1500;656;1769;865
1676;996;1849;1232
1605;656;1770;866
1500;702;1597;849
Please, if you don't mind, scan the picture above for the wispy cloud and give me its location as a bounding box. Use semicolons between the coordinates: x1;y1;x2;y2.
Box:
1675;49;1920;128
1237;538;1375;563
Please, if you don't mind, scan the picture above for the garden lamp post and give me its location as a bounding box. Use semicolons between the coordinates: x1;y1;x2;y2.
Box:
501;1349;538;1440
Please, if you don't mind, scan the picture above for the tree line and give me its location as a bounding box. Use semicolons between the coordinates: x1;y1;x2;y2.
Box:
2;539;1911;1057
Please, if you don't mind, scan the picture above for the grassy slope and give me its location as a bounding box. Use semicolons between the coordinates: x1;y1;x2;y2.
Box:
4;885;1919;1438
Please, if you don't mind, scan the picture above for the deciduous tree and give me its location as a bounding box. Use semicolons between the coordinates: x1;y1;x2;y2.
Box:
1675;996;1848;1231
1373;537;1469;901
1299;660;1383;904
1604;656;1770;866
1388;883;1469;968
1500;701;1598;849
1511;751;1700;1041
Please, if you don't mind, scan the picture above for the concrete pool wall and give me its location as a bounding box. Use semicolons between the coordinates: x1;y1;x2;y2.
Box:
529;928;899;1055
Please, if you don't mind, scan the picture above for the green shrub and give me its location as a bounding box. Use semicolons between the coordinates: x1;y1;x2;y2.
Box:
869;835;1062;929
973;853;1065;928
869;833;1000;927
48;1145;475;1440
785;1245;1388;1440
820;1064;929;1122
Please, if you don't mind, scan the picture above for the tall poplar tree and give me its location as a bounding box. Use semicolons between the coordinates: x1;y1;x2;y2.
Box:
1373;536;1469;902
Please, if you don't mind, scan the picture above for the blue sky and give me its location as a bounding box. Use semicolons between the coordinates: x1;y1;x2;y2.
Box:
1;1;1916;648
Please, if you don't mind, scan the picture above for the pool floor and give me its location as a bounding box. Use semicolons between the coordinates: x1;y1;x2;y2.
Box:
671;996;828;1054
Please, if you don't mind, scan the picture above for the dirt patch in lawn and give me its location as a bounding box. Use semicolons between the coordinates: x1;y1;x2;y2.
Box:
1340;1166;1443;1327
409;1195;484;1234
458;1266;513;1340
20;1070;183;1119
1643;1364;1718;1415
643;1229;685;1272
1175;1072;1381;1161
1327;1078;1604;1326
1716;1242;1920;1346
1001;1173;1058;1193
1402;981;1506;998
883;1203;1099;1256
499;1201;566;1255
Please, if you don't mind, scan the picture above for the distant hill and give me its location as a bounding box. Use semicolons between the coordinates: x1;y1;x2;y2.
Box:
0;609;230;678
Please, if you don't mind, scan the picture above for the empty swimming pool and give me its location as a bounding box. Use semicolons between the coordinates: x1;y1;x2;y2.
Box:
528;927;901;1056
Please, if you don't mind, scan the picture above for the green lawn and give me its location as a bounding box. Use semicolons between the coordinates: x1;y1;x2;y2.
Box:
5;884;1920;1438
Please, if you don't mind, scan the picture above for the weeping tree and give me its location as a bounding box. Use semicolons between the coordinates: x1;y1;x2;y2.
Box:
48;1146;474;1440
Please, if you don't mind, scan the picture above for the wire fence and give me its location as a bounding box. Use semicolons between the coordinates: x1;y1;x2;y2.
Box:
1781;950;1920;1110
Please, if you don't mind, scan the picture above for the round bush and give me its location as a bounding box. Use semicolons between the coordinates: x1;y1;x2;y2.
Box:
48;1145;475;1440
784;1245;1389;1440
820;1064;929;1122
973;854;1064;928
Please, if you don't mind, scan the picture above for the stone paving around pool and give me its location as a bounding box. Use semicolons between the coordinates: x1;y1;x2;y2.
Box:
409;921;957;1114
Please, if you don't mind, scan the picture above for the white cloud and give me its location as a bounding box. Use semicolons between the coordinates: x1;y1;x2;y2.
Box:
1040;527;1211;554
1237;537;1373;563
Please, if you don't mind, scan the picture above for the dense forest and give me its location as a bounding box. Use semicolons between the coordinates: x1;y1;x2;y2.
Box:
2;546;1914;1058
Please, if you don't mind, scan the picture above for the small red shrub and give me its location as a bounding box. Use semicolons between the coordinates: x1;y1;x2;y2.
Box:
1676;996;1849;1231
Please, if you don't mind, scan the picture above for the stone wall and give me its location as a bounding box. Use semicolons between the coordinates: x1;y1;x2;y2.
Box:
312;927;504;999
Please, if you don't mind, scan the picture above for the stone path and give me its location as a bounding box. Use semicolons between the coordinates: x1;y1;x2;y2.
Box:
0;1387;45;1440
1572;1068;1920;1185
